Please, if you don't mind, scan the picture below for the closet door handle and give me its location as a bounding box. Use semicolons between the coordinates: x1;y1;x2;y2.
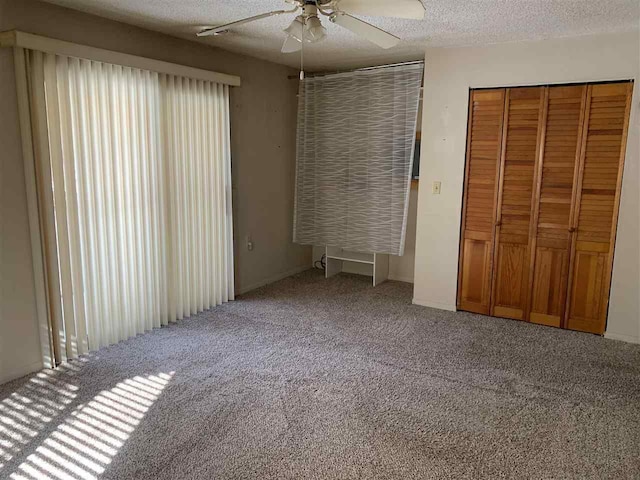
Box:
568;227;576;233
495;221;502;227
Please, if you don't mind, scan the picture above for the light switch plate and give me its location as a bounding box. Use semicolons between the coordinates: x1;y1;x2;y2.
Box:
432;181;441;194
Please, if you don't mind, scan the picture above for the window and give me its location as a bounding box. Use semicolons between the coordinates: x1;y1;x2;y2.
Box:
22;49;234;363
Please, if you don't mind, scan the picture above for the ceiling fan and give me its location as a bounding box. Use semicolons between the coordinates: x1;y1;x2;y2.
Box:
197;0;425;53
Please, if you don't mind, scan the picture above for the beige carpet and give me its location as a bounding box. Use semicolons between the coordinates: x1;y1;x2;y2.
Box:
1;269;639;479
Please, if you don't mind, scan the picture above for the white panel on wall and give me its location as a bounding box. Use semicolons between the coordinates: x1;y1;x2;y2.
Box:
294;63;423;256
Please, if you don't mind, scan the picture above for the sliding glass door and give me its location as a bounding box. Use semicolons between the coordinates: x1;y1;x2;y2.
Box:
21;50;234;363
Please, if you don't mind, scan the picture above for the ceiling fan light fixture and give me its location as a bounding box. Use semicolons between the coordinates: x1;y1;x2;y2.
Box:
281;34;302;53
305;15;327;43
284;15;305;42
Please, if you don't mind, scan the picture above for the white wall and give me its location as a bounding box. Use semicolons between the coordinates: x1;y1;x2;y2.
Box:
0;0;310;383
413;32;640;343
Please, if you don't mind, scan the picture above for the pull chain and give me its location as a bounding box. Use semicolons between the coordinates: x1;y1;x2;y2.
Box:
300;16;305;80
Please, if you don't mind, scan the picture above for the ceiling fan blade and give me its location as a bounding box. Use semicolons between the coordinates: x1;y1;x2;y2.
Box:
281;35;302;53
337;0;425;20
197;9;294;37
330;13;400;49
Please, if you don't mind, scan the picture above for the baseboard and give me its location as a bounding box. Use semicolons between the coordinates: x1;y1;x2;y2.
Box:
604;331;640;344
236;265;311;295
388;274;414;284
412;298;457;312
1;360;44;386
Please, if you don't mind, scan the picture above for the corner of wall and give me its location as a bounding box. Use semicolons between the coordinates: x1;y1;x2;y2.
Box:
1;360;45;386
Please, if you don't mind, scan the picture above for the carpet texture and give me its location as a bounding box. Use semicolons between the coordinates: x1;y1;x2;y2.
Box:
1;269;639;479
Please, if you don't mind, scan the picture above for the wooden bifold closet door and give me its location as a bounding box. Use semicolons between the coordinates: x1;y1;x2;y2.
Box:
458;81;633;334
491;87;545;320
457;89;505;314
566;83;633;333
528;85;587;328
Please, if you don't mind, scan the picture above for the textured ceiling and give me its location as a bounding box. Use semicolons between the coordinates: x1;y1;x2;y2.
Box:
42;0;640;71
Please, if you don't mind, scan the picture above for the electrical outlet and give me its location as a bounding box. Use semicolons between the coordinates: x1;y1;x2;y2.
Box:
432;181;441;194
246;236;254;251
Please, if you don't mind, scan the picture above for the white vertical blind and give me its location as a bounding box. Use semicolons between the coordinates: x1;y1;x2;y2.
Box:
293;63;423;256
24;50;234;362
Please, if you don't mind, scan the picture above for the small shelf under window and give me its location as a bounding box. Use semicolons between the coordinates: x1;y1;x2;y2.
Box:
325;246;388;286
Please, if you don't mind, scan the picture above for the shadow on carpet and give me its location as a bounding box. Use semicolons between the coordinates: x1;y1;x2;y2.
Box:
1;269;639;479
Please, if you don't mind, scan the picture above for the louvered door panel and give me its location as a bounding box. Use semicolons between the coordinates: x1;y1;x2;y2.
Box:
529;85;586;327
457;89;505;314
459;81;631;334
491;87;544;320
567;82;632;334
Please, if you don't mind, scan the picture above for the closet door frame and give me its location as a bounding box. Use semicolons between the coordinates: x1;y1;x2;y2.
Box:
458;80;632;335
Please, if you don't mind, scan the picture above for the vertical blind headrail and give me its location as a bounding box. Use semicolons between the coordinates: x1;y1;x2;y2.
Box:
288;60;425;80
0;30;241;87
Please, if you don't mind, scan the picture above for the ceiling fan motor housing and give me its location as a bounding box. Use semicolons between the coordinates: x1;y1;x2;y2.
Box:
302;3;319;17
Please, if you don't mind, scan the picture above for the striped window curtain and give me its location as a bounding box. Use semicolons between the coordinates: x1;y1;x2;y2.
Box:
23;49;234;363
293;62;423;256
